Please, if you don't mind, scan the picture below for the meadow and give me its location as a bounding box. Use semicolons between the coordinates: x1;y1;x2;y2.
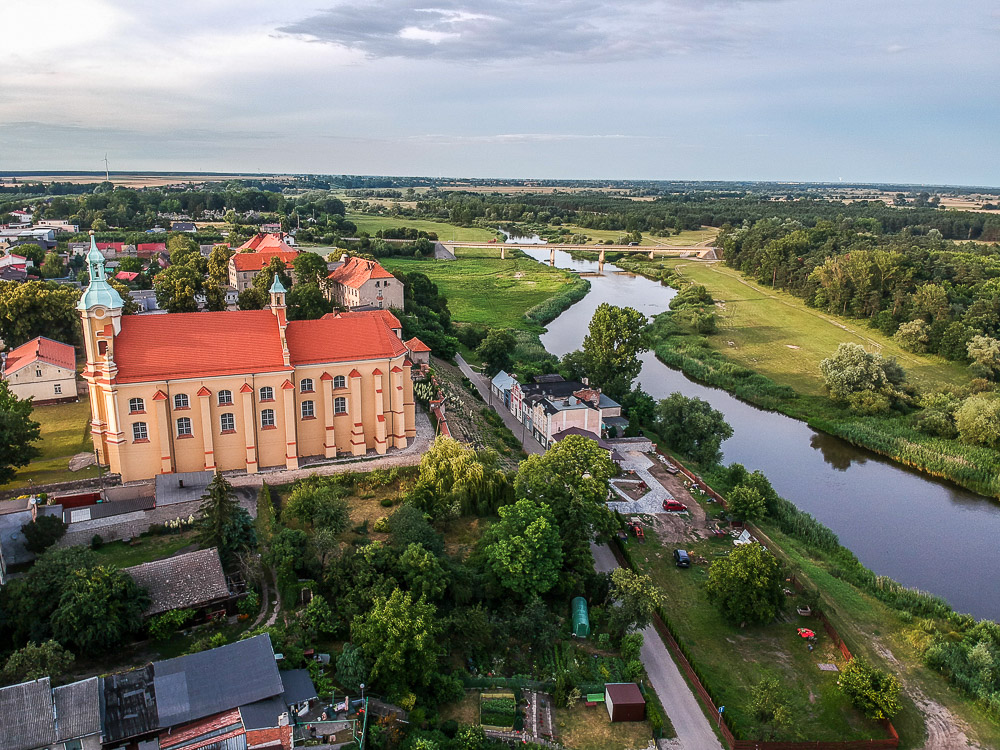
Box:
556;225;718;247
344;212;498;242
2;396;98;490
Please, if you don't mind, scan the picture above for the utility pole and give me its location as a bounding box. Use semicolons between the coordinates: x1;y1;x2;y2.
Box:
103;154;110;183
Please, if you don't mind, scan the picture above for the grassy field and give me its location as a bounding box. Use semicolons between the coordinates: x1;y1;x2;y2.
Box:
93;530;200;568
2;396;98;490
664;260;971;396
381;247;581;330
558;225;718;247
626;528;884;742
344;212;498;242
556;703;653;750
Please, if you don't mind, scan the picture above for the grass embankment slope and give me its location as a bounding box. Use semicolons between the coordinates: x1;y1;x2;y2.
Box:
344;212;497;242
2;396;98;491
382;247;584;331
667;260;969;397
557;225;718;247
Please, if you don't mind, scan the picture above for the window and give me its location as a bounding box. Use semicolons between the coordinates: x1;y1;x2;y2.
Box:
132;422;148;441
259;386;274;401
220;412;235;432
176;417;192;436
174;393;189;409
334;397;347;415
261;409;275;428
218;389;233;405
54;384;62;395
65;739;83;750
301;400;315;419
375;280;380;288
36;368;42;377
129;397;144;413
333;375;346;389
300;378;314;393
378;301;383;308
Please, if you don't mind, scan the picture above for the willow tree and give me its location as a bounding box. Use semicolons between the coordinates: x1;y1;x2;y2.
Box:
408;436;510;520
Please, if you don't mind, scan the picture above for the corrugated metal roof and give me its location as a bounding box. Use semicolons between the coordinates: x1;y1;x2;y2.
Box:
238;695;285;730
101;665;159;743
0;678;56;750
279;669;317;705
64;496;155;523
53;677;101;741
152;635;283;728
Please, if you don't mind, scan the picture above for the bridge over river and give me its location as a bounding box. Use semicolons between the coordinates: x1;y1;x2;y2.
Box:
439;240;718;267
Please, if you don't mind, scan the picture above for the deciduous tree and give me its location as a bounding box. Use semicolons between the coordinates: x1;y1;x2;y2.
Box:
476;328;516;375
50;566;150;652
409;436;509;520
705;543;784;626
605;568;664;638
726;485;767;525
287;282;333;320
837;657;901;720
0;640;74;686
655;392;733;466
153;264;202;313
581;303;647;401
481;499;563;599
21;514;67;554
955;394;1000;448
967;335;1000;381
0;380;41;485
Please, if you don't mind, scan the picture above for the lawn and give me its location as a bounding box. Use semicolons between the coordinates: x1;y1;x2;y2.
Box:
381;247;581;330
627;527;885;742
664;260;971;396
344;212;498;242
556;703;653;750
2;396;98;490
558;225;719;247
93;530;200;568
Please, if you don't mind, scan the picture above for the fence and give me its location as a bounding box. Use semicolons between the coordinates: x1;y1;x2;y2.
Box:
610;457;900;750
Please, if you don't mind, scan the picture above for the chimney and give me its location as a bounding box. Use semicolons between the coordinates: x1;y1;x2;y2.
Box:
340;254;348;263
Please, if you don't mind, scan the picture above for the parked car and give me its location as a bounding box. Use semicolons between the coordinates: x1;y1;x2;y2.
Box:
674;549;691;568
662;499;688;512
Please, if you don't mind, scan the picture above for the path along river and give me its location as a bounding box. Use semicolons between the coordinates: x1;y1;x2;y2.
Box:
520;247;999;621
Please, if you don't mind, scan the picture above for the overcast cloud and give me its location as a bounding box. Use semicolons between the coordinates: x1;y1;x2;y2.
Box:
0;0;997;184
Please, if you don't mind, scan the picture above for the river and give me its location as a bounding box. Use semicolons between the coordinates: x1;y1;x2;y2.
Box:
521;247;999;621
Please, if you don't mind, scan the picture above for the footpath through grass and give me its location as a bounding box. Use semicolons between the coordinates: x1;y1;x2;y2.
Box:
381;247;583;331
663;260;971;396
2;396;98;491
344;212;497;242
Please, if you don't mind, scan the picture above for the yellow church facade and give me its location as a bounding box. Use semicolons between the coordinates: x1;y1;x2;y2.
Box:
77;237;416;483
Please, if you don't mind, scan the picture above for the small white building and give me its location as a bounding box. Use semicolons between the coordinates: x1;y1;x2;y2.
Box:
2;336;77;403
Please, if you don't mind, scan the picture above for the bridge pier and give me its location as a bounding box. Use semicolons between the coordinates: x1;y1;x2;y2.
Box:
549;247;556;266
598;248;605;273
500;246;506;260
649;249;655;260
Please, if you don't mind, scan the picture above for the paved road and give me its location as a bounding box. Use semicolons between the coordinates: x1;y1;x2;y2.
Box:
454;354;546;455
592;543;723;750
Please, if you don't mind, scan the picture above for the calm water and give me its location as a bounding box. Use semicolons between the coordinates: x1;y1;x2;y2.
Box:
499;228;547;244
522;247;1000;621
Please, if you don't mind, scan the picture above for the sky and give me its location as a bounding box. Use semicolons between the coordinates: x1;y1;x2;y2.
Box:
1;0;998;185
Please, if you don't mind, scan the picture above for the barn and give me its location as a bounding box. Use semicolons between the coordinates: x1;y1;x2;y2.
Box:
605;682;646;722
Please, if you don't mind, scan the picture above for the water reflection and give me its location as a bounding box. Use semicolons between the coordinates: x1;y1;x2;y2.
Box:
809;432;869;471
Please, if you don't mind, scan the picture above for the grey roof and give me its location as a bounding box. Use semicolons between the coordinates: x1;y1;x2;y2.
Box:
552;427;610;450
239;695;286;730
155;470;215;506
0;678;56;750
53;677;101;741
101;665;158;743
490;370;514;392
64;495;154;524
152;634;283;727
0;509;35;567
124;548;230;616
280;669;317;705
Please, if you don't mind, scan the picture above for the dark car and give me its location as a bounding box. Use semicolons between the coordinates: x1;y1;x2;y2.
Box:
662;499;688;512
674;549;691;568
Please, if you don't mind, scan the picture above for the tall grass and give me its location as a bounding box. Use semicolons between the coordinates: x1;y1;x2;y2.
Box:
524;275;590;327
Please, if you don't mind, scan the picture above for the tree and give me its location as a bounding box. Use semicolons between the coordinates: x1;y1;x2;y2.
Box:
197;472;257;564
514;434;618;575
21;514;67;554
335;642;370;692
0;281;81;347
706;543;784;625
252;256;292;295
894;319;930;353
581;303;648;401
238;287;266;310
726;485;766;525
819;343;906;413
399;543;449;600
292;252;329;285
1;640;74;686
255;483;277;549
16;243;45;267
967;335;1000;381
153;264;202;313
655;392;732;466
118;256;143;273
351;589;441;698
40;252;65;279
476;328;517;375
955;394;1000;448
287;282;333;320
50;566;150;652
284;479;351;532
385;505;444;555
109;278;140;314
409;436;509;520
207;244;234;285
203;279;228;312
301;593;337;637
605;568;664;638
167;234;204;270
481;499;563;599
837;657;901;720
747;676;792;739
0;380;41;485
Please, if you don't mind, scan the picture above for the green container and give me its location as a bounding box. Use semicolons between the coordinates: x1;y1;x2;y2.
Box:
571;596;590;638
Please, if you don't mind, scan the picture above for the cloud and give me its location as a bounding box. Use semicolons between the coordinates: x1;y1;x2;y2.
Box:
279;0;763;62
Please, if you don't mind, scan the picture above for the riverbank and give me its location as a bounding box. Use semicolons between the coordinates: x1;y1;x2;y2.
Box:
566;249;1000;499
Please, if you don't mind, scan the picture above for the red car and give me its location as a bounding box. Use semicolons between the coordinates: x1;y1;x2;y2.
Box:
662;499;688;512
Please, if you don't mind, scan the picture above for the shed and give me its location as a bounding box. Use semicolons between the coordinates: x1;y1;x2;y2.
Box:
605;683;646;722
571;596;590;638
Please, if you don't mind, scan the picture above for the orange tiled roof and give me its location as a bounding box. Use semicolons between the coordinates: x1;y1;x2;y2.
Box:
327;257;395;289
3;336;75;375
404;336;431;353
236;233;295;253
113;309;406;383
325;309;401;329
231;249;299;273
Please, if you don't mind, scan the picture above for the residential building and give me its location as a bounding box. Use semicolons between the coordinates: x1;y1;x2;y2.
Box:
78;235;416;483
325;255;403;311
227;233;300;291
0;497;65;585
0;253;30;271
489;372;624;447
0;227;55;249
1;336;76;404
123;547;234;618
171;221;197;232
0;676;102;750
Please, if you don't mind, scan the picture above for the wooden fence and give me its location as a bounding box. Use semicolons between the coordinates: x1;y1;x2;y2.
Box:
614;451;900;749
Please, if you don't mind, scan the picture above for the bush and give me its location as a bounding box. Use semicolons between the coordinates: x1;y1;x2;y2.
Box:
837;657;901;720
90;534;104;550
148;608;195;641
238;590;261;617
21;514;67;554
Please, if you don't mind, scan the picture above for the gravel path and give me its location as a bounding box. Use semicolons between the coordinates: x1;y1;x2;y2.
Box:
608;450;678;515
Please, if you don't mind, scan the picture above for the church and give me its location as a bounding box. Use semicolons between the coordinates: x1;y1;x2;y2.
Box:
78;235;418;483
